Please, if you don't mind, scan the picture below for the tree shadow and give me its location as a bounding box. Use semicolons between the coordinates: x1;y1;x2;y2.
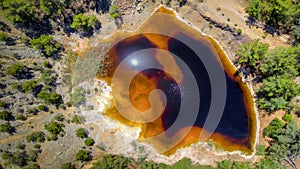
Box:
96;0;112;14
245;16;280;36
15;19;54;38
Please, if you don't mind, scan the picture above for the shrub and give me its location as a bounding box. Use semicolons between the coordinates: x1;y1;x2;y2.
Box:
54;114;64;121
71;14;98;31
0;101;6;108
61;163;75;169
44;121;64;136
37;104;47;111
27;149;40;162
236;39;269;67
26;131;45;143
237;28;242;35
33;144;41;149
84;138;95;146
76;128;87;139
0;32;8;41
76;150;90;161
260;47;299;78
283;113;292;122
37;90;63;106
71;115;84;124
16;114;26;121
16;143;26;150
22;80;37;93
0;122;14;133
6;64;25;77
30;34;61;57
109;5;120;19
263;118;285;138
27;107;38;115
0;110;12;120
1;151;27;167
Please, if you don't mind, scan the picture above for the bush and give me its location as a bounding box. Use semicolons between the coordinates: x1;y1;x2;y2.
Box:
54;114;64;121
61;163;75;169
27;107;38;115
263;118;285;138
44;121;64;140
26;131;45;143
260;47;299;78
33;144;41;149
237;28;242;35
236;39;269;68
37;90;63;106
92;154;132;169
0;122;14;133
16;114;26;121
109;5;120;19
0;110;12;120
0;101;6;108
22;80;37;93
1;151;27;167
84;138;95;146
71;115;84;124
0;32;8;41
6;64;25;77
76;150;90;161
71;14;98;31
27;149;40;162
16;143;26;150
258;77;300;104
76;128;87;139
1;0;38;24
283;113;292;122
30;34;61;57
37;104;47;111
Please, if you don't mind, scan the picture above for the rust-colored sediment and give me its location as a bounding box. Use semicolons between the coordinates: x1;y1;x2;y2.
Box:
99;6;256;156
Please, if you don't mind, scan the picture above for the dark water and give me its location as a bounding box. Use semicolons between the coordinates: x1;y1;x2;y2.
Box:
109;33;250;146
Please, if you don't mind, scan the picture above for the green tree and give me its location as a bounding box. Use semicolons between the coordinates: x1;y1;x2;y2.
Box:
39;0;63;17
246;0;300;44
92;154;132;169
236;39;269;74
1;151;27;167
257;76;300;111
27;149;40;162
0;122;14;133
6;64;25;77
84;138;95;146
1;0;38;23
266;119;300;169
30;34;61;57
109;5;120;19
70;14;98;31
260;47;299;78
44;121;64;139
26;131;45;143
255;158;278;169
22;80;37;93
76;150;90;161
37;90;63;106
71;115;84;124
0;110;12;120
263;118;285;138
0;32;8;41
76;128;87;139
